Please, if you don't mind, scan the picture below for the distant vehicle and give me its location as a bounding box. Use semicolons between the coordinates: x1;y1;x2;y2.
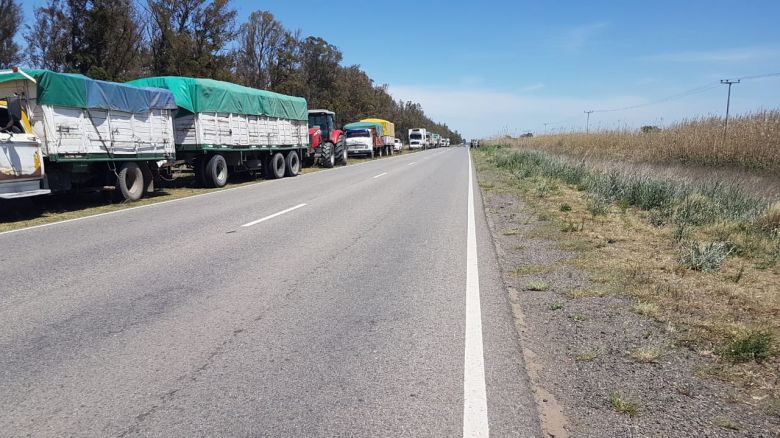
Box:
344;124;383;158
426;132;434;148
307;109;347;168
431;133;441;148
393;138;403;152
409;128;427;149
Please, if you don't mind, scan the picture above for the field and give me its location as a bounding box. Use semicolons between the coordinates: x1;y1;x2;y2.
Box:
494;110;780;175
475;112;780;412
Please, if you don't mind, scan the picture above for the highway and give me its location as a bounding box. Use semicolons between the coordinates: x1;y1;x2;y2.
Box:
0;147;539;437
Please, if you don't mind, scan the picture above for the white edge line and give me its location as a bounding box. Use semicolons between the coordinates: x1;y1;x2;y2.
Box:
241;203;307;228
0;151;428;238
372;172;388;179
463;148;489;437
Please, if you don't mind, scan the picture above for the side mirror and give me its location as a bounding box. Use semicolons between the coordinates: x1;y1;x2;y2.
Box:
6;97;22;122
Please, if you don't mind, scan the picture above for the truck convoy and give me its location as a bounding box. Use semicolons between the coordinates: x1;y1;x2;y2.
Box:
0;68;177;201
127;76;308;187
408;128;426;149
1;67;435;205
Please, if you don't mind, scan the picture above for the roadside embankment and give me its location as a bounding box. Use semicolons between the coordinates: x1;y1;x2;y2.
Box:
474;145;779;436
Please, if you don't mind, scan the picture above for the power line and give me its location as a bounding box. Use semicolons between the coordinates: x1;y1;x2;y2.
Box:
592;82;721;113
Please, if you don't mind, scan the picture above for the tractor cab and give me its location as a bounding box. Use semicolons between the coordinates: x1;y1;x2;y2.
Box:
307;109;336;148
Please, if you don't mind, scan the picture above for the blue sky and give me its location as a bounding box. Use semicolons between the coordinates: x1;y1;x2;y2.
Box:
20;0;780;138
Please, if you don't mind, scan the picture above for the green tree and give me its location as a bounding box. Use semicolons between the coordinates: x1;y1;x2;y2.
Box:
147;0;237;80
24;0;70;71
24;0;144;80
234;11;286;89
0;0;22;68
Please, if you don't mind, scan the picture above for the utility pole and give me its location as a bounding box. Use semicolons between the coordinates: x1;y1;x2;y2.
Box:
584;110;594;133
543;123;548;134
720;79;740;142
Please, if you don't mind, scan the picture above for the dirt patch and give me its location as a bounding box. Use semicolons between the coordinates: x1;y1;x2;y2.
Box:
476;158;780;436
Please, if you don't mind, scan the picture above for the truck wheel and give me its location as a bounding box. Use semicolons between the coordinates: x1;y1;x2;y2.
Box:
378;147;383;158
285;151;300;177
267;152;286;179
320;142;335;168
116;162;145;202
206;154;228;188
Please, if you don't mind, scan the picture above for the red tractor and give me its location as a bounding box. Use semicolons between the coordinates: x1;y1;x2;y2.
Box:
306;109;347;168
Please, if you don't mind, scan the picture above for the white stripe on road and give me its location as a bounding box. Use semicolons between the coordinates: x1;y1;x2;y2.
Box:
408;162;417;166
372;172;388;179
463;149;489;437
241;203;307;227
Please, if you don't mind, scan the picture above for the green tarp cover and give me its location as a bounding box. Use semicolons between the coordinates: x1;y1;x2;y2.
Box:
0;69;177;112
344;121;384;137
126;76;308;121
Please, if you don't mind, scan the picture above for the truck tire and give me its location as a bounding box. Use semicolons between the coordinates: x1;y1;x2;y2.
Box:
285;151;300;177
206;154;228;188
116;162;145;202
267;152;286;179
320;142;335;168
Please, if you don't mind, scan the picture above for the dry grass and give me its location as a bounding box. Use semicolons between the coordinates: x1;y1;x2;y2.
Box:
488;110;780;173
473;146;780;405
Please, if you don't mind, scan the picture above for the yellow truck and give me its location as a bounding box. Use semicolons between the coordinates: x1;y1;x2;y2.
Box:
360;118;396;156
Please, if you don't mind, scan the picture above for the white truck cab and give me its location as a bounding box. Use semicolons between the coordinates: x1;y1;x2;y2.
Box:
0;69;50;199
408;128;426;149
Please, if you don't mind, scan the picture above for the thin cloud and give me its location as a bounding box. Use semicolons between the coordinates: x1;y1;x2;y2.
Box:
517;82;545;93
642;47;780;63
560;22;609;49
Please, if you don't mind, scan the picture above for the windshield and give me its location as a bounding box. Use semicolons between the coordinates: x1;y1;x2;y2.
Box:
410;133;422;140
347;130;369;138
308;114;333;132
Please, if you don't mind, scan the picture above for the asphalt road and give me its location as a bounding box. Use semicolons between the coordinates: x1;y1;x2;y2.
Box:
0;147;539;437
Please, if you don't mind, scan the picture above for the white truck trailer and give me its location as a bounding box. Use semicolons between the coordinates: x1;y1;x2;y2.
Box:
0;68;177;201
127;76;309;187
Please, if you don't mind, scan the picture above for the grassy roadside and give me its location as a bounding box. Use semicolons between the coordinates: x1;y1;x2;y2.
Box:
0;149;421;233
473;145;779;408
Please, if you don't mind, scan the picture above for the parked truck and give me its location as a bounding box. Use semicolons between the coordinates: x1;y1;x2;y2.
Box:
360;118;395;156
127;76;308;187
0;68;177;201
408;128;427;150
344;122;393;158
344;122;384;158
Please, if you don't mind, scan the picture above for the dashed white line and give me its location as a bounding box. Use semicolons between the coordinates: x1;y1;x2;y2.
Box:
372;172;388;179
408;162;417;166
241;203;307;227
463;148;489;437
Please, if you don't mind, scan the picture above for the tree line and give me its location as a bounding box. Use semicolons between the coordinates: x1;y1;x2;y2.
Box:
0;0;462;143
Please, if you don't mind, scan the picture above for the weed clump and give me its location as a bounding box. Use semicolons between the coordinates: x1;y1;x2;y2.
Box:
608;391;639;416
678;241;734;272
720;330;773;363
